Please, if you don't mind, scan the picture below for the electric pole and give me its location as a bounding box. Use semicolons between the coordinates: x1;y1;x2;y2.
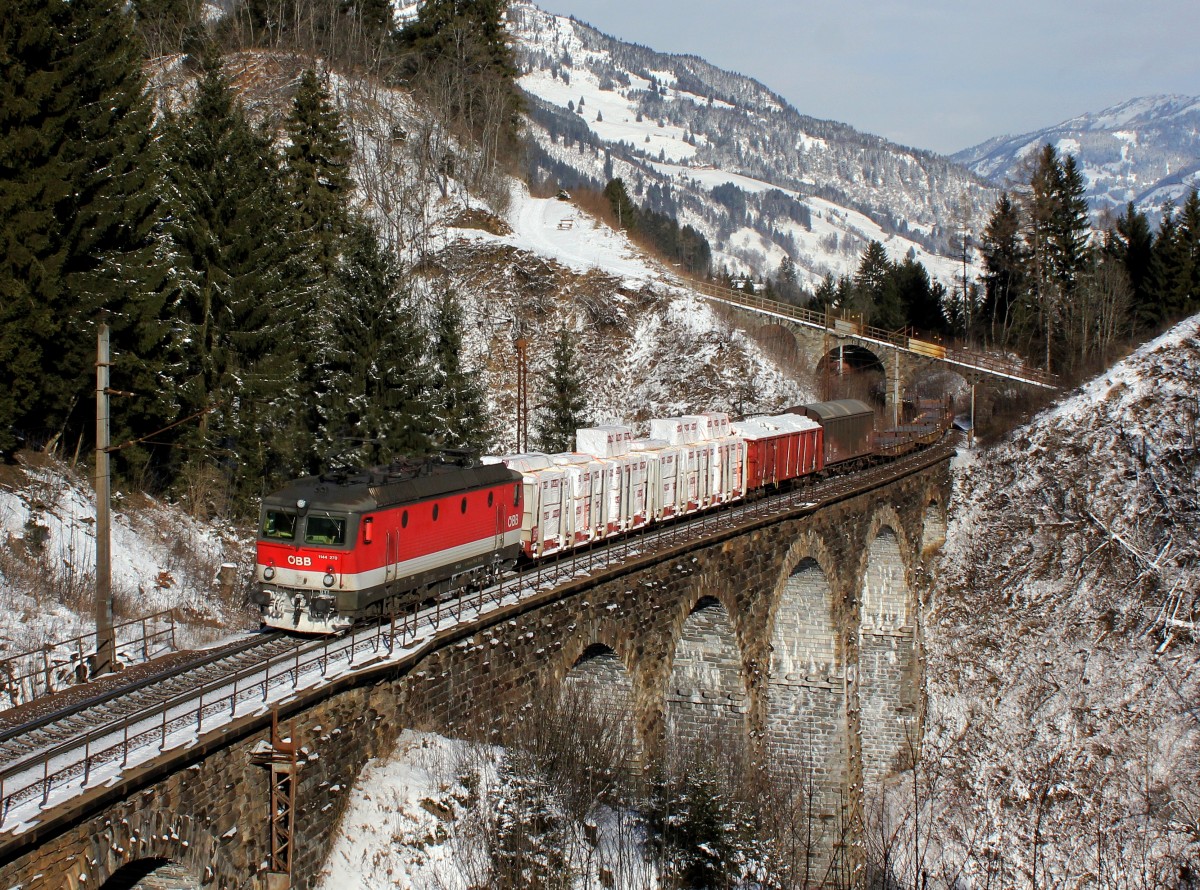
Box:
93;322;114;677
515;335;529;453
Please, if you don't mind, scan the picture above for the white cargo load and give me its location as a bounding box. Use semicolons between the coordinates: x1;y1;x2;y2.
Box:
759;414;821;433
487;453;566;557
550;452;605;545
683;412;731;440
649;416;701;445
711;437;746;502
633;439;685;520
575;425;634;459
731;420;778;440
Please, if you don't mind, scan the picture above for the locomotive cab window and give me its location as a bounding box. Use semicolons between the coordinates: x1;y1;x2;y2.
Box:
261;510;297;541
304;515;346;546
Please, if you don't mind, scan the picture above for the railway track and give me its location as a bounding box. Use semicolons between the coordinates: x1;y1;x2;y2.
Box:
0;441;953;833
0;632;294;769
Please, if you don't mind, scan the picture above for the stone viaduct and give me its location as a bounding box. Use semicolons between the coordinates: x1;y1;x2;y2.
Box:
692;281;1058;422
0;452;951;890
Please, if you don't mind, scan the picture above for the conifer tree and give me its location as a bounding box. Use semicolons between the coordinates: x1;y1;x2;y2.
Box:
489;750;573;889
0;0;167;461
1106;201;1156;332
853;240;904;329
534;330;589;454
429;287;493;453
159;57;315;508
1052;154;1092;295
283;68;354;278
980;191;1029;348
811;273;838;310
317;221;433;467
603;178;639;231
1148;192;1200;322
894;254;944;334
1173;188;1200;316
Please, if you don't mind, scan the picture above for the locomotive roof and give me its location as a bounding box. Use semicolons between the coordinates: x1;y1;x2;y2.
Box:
794;399;874;420
262;458;521;513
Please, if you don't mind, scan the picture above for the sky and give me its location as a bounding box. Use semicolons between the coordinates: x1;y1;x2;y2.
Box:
530;0;1200;156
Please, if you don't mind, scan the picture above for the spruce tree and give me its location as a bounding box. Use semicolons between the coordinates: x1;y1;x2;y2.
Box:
1052;154;1092;295
159;57;315;508
0;0;167;462
894;254;944;334
1173;189;1200;316
853;240;904;329
429;287;492;453
283;68;354;278
603;178;639;231
1107;201;1156;332
534;329;588;454
317;221;433;467
980;192;1029;348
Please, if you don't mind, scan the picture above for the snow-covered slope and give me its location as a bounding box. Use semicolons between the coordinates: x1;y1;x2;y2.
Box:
435;183;814;449
0;457;254;704
510;1;992;288
914;315;1200;886
954;95;1200;222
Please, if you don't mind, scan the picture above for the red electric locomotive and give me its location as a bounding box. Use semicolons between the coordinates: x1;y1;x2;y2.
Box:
252;456;524;633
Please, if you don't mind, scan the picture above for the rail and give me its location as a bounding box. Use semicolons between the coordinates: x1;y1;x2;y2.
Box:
0;611;176;710
0;442;954;834
688;278;1059;388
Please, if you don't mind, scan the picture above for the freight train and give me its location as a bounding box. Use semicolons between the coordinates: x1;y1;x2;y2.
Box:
251;399;948;633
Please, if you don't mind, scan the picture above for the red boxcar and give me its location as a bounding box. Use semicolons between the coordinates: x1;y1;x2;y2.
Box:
732;414;823;489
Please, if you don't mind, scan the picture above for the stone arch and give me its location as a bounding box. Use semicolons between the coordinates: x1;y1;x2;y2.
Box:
816;343;886;404
763;539;848;824
663;596;749;756
754;323;802;368
560;642;643;766
858;519;920;786
860;524;910;627
922;496;946;554
900;365;969;419
99;858;198;889
78;812;222;890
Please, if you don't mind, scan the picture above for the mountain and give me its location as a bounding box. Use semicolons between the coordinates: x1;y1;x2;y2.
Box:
508;1;995;289
905;313;1200;884
953;94;1200;222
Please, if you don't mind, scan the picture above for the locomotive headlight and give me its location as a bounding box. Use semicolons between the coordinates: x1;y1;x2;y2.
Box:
263;564;276;581
323;570;336;588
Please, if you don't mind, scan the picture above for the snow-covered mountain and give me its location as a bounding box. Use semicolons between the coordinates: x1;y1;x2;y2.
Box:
509;1;994;289
953;95;1200;222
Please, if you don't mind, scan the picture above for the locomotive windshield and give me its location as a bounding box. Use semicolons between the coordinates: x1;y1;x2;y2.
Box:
261;510;297;540
304;515;347;546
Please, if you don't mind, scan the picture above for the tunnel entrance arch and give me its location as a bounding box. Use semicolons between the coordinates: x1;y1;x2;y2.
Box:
817;344;885;405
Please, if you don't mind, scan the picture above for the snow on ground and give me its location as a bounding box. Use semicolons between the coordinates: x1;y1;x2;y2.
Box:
441;183;814;447
317;729;657;890
0;457;254;703
908;315;1200;887
315;731;478;890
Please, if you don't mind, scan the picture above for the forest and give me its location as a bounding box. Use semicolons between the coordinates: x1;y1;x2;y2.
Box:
0;0;521;513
